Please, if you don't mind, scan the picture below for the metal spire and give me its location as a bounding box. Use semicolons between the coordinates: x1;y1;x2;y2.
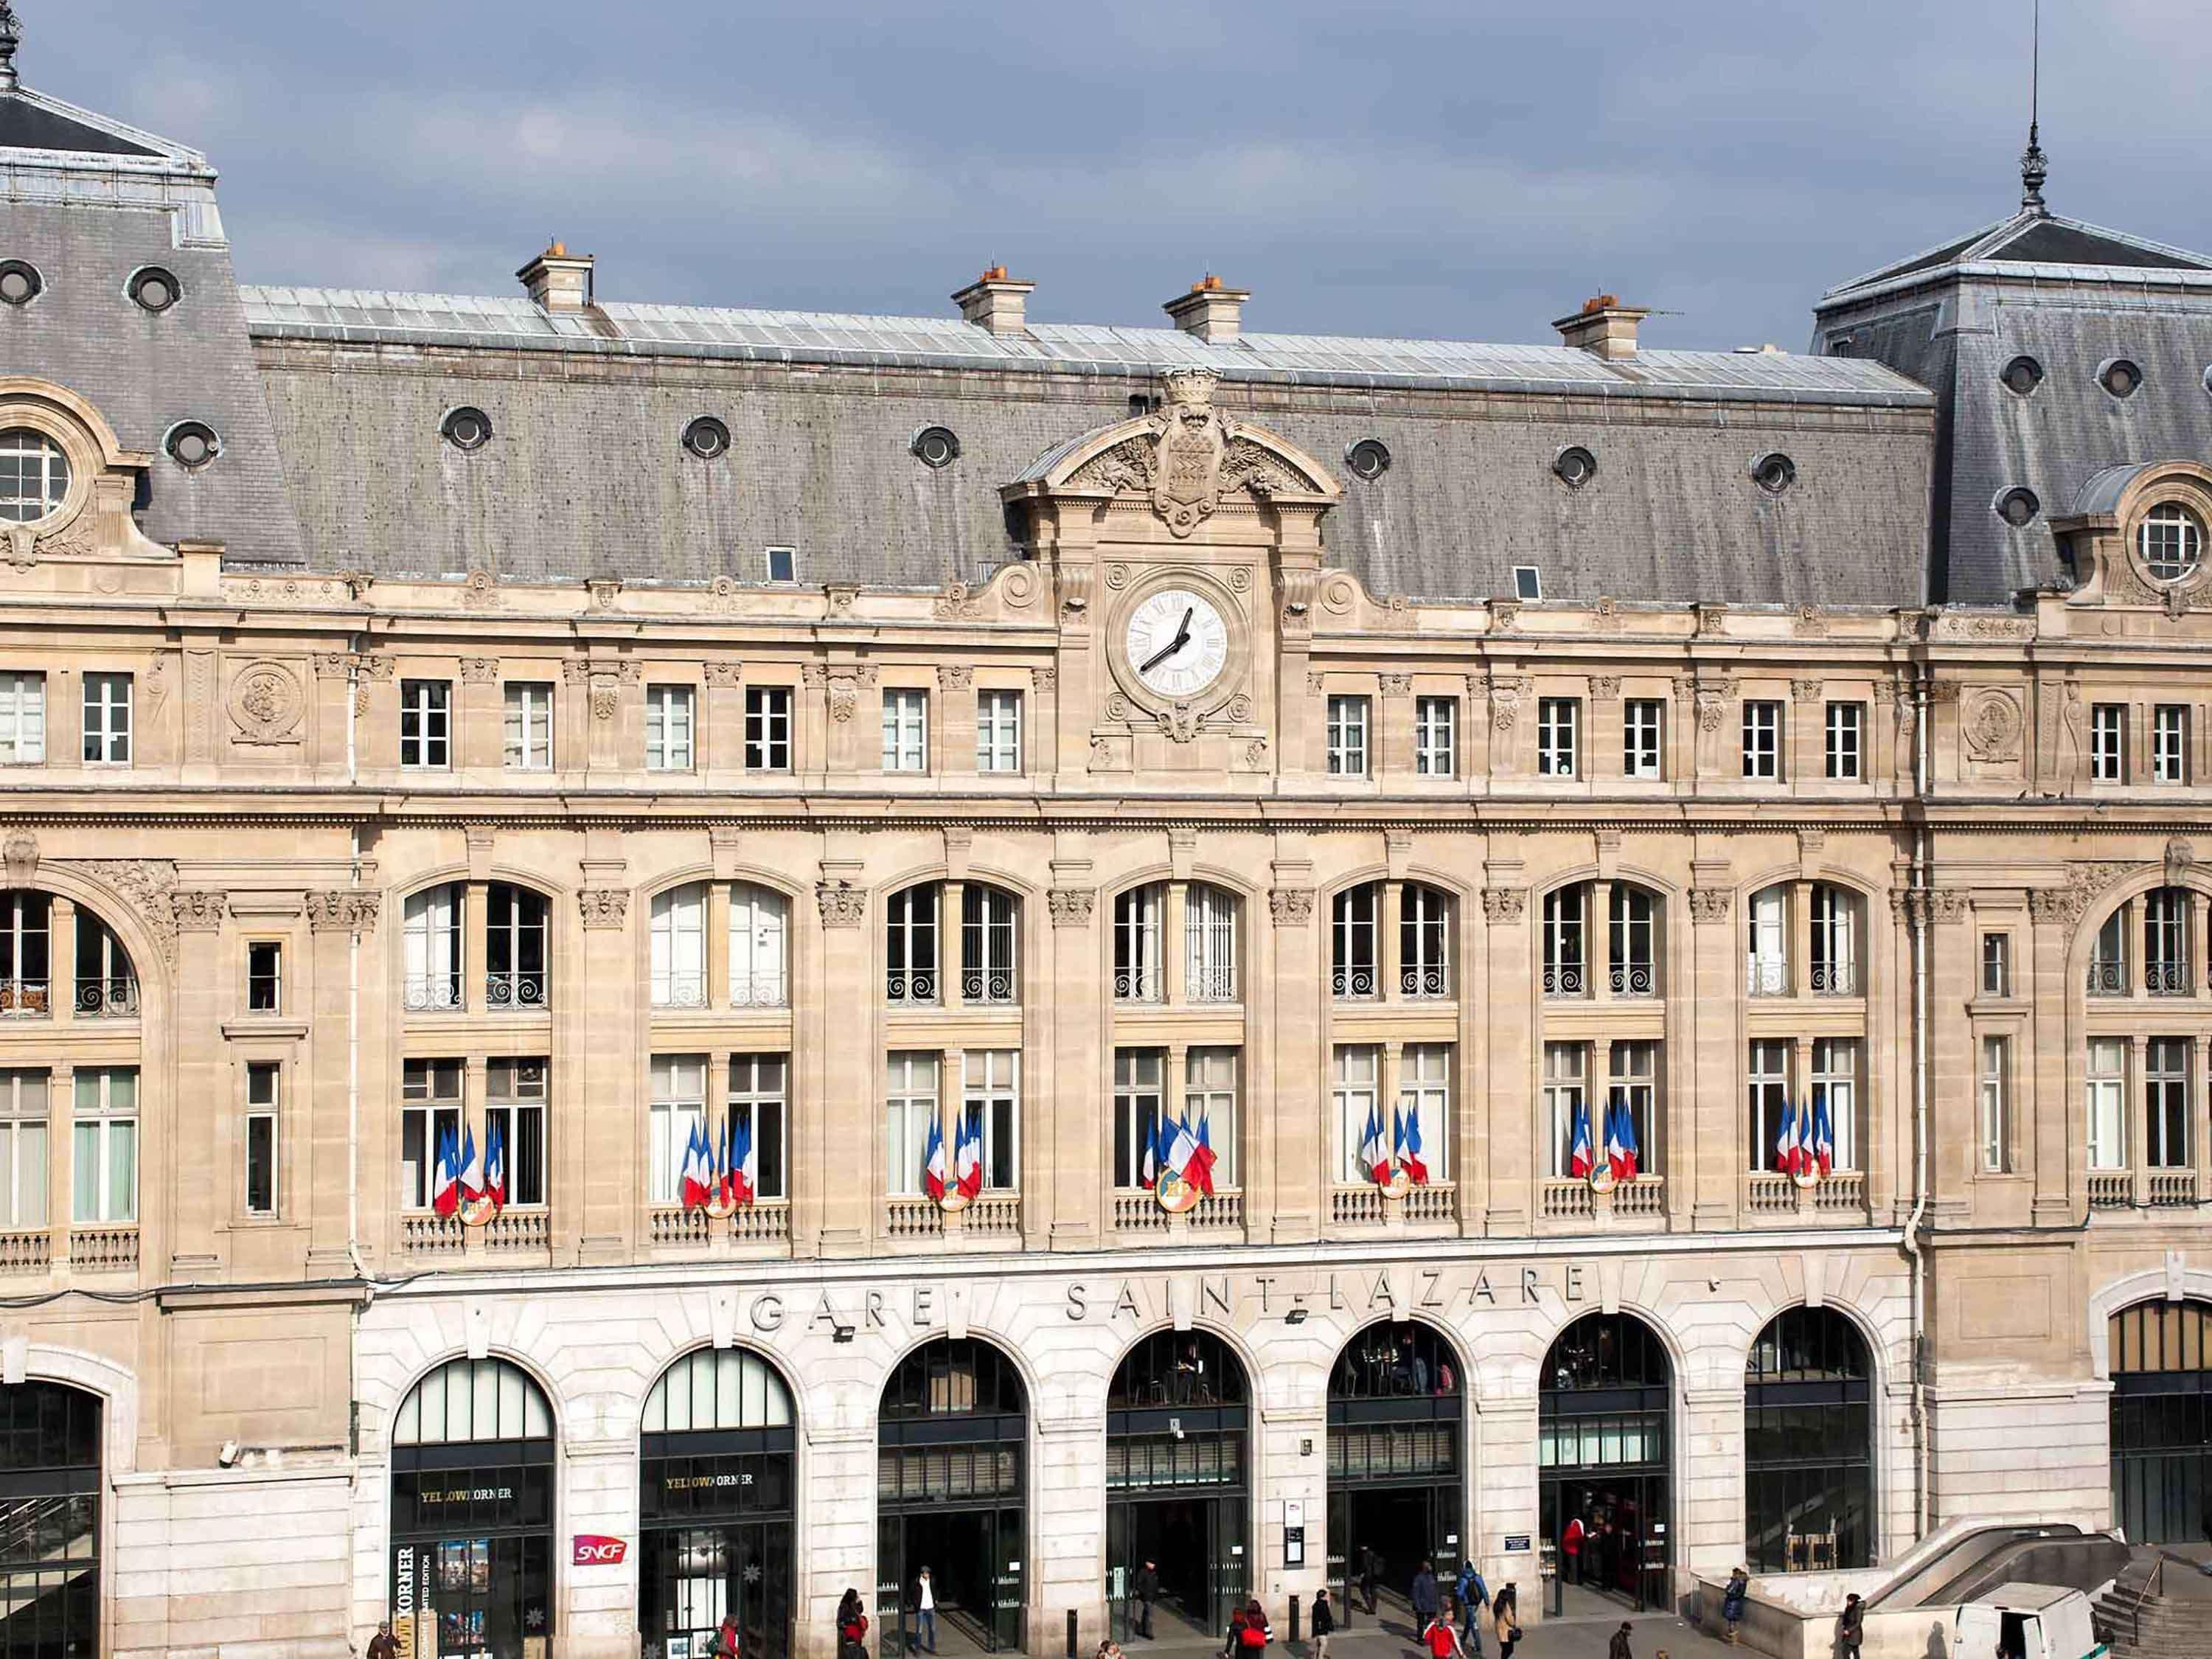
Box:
2019;0;2050;216
0;1;21;94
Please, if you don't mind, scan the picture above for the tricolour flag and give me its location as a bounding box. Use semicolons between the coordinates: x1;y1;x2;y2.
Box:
1186;1111;1218;1197
482;1116;507;1211
1140;1110;1160;1191
1567;1100;1596;1180
678;1119;713;1209
1360;1100;1391;1186
954;1107;984;1202
1163;1112;1198;1188
456;1123;484;1206
729;1113;757;1207
1810;1091;1834;1178
1613;1097;1641;1183
1601;1095;1630;1184
431;1124;462;1217
922;1113;948;1203
1396;1105;1429;1186
1774;1098;1802;1177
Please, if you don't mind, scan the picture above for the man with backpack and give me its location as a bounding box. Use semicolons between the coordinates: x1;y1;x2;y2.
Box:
1411;1560;1441;1630
1453;1561;1489;1655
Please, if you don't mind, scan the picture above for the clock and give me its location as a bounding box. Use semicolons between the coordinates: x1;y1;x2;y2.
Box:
1124;588;1231;699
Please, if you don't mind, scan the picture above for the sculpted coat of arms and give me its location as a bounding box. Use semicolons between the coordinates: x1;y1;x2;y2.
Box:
1152;369;1227;537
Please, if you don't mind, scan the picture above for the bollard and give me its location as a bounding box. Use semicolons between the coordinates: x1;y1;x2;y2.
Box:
1288;1596;1300;1647
1065;1609;1077;1659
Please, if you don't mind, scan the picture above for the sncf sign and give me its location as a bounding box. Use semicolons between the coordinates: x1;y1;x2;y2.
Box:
572;1534;627;1566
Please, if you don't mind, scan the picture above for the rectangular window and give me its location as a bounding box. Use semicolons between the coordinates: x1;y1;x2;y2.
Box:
1186;883;1238;1002
1513;566;1541;602
245;1062;279;1216
647;1055;707;1206
1115;887;1162;1003
485;1057;548;1207
503;681;554;770
2146;1037;2190;1169
963;1050;1020;1192
0;672;43;765
729;1054;787;1202
881;689;928;773
1544;1042;1587;1177
1332;1046;1380;1185
1980;933;2010;998
745;686;792;772
2090;704;2126;782
399;680;451;770
246;941;282;1014
1399;1044;1451;1183
1813;1037;1858;1172
1745;886;1787;996
1980;1036;2008;1173
2154;705;2189;784
977;690;1023;773
1537;698;1579;778
0;1071;47;1230
1742;700;1781;780
400;1059;464;1211
1624;699;1664;779
884;1052;939;1197
650;886;707;1009
403;885;462;1012
1414;697;1457;777
1326;695;1369;777
764;546;796;583
1112;1048;1164;1190
1186;1048;1240;1189
1608;1042;1659;1174
82;672;131;765
2087;1039;2126;1170
1824;701;1863;781
71;1067;136;1224
1747;1040;1791;1171
645;684;696;771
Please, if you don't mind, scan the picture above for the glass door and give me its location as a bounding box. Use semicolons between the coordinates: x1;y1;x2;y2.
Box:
990;1506;1026;1652
1206;1498;1248;1638
1106;1503;1132;1640
876;1515;904;1659
1326;1498;1349;1618
1429;1486;1464;1582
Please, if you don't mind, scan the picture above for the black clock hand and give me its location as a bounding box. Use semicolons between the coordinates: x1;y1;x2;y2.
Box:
1138;632;1187;674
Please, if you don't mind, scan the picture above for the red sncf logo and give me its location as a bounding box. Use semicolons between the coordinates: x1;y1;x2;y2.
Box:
572;1535;627;1566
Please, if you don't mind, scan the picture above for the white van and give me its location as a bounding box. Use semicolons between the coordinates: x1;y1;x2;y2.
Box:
1950;1582;2105;1659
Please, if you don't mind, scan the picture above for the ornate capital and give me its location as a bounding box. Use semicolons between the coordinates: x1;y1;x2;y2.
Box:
1588;675;1621;701
938;664;974;692
1267;888;1315;927
1688;888;1732;926
459;656;499;685
1379;672;1413;698
306;891;381;935
1791;678;1824;706
312;652;355;681
170;891;226;931
1927;889;1967;923
703;662;744;689
1481;887;1526;925
816;880;867;928
577;888;630;930
1032;666;1057;692
1047;888;1096;927
561;659;594;686
2029;886;2089;927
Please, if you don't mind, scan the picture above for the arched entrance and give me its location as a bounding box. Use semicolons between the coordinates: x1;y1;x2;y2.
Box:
1539;1313;1670;1615
2110;1299;2212;1545
639;1349;796;1659
389;1358;556;1659
1743;1308;1874;1572
0;1381;100;1659
1105;1331;1249;1643
1326;1321;1463;1617
877;1338;1027;1655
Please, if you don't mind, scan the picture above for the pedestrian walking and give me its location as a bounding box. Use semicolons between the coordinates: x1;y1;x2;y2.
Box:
1453;1561;1489;1651
1607;1621;1633;1659
1490;1585;1520;1659
836;1590;869;1659
1132;1559;1159;1641
1719;1567;1749;1645
1411;1559;1441;1629
914;1567;936;1655
1224;1602;1248;1658
1310;1587;1335;1659
715;1612;740;1659
1236;1600;1271;1654
366;1622;397;1659
1360;1549;1380;1615
1420;1609;1462;1659
1562;1517;1586;1587
1837;1593;1865;1659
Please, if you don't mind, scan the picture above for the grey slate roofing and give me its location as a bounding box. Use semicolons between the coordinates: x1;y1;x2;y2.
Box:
1816;206;2212;605
0;83;303;565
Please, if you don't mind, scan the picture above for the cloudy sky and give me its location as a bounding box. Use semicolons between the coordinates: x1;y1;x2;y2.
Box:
24;1;2212;351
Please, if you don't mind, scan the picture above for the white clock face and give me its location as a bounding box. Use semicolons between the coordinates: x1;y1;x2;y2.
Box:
1125;588;1230;699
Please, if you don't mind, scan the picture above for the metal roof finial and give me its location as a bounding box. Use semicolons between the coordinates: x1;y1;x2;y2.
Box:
0;1;22;94
2019;0;2050;216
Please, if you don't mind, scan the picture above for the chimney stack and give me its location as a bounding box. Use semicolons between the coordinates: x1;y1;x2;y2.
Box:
952;266;1035;336
1553;293;1650;361
518;241;595;313
1164;274;1251;343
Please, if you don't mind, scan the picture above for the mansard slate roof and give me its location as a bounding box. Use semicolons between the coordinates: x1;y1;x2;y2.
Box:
1815;206;2212;607
242;285;1935;606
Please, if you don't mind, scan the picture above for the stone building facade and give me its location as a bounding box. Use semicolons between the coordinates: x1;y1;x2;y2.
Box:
3;30;2212;1659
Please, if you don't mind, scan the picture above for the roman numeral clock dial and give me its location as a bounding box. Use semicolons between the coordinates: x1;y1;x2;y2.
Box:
1124;588;1229;700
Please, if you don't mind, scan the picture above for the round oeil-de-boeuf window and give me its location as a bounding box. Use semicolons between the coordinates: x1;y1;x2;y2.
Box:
0;428;69;523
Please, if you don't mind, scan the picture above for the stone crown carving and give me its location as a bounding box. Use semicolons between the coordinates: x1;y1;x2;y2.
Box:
1061;370;1329;538
170;891;227;931
306;891;381;934
1481;888;1526;924
1687;888;1732;925
1047;888;1096;927
577;889;630;930
816;880;868;928
1267;888;1315;927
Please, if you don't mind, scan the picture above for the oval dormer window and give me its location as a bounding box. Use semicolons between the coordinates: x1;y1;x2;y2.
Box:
682;417;730;460
1554;446;1597;489
164;421;222;471
441;406;493;452
128;266;181;314
1345;439;1391;481
2140;502;2205;585
1750;452;1797;495
2100;358;2143;400
0;428;69;523
0;261;41;307
911;425;960;469
1995;487;2040;528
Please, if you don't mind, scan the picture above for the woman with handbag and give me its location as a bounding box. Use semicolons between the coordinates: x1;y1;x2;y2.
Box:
1489;1584;1520;1659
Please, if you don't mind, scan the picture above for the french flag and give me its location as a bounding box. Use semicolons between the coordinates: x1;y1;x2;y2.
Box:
431;1124;462;1217
954;1107;984;1202
1774;1099;1802;1177
1567;1101;1596;1180
1611;1098;1641;1183
1164;1113;1198;1187
678;1119;713;1209
922;1113;948;1202
1140;1111;1160;1191
482;1117;507;1211
1360;1101;1391;1186
1811;1092;1834;1178
728;1113;757;1207
456;1124;484;1207
1395;1107;1429;1186
1186;1111;1218;1197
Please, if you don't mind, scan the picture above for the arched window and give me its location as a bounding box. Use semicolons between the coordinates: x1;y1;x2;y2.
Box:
886;887;938;1005
1810;885;1859;996
1402;883;1451;999
2144;887;2193;995
1186;883;1238;1003
644;1346;794;1434
0;1382;100;1658
655;883;792;1010
2110;1300;2212;1545
0;890;49;1015
1746;886;1787;996
1540;1312;1672;1609
1110;1329;1248;1409
1333;884;1380;1001
1744;1308;1873;1572
1115;885;1163;1003
2090;908;2128;995
1327;1320;1466;1589
394;1355;554;1445
403;884;462;1011
1107;1332;1253;1634
653;883;709;1009
74;913;138;1018
1609;885;1660;997
1543;887;1586;997
961;886;1019;1006
485;883;547;1008
730;883;788;1008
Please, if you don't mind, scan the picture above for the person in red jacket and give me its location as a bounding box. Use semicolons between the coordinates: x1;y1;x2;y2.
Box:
1562;1516;1587;1586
